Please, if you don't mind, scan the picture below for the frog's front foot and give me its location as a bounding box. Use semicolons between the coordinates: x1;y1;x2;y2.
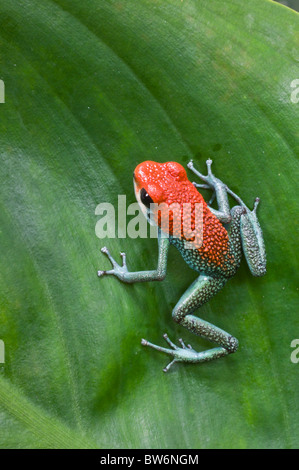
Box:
98;246;128;280
188;158;219;189
141;333;199;372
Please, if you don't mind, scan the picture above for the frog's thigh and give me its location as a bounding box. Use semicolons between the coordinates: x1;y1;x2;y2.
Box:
172;274;238;353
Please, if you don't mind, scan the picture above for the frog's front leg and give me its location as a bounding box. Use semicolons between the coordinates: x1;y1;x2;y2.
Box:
142;274;238;372
188;159;232;223
98;230;170;283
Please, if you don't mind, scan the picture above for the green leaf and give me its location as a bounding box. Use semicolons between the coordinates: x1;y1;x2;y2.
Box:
0;0;298;449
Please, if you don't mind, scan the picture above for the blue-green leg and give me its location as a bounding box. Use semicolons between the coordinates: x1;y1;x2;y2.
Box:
142;274;239;372
188;159;232;223
189;159;259;215
142;205;246;371
98;229;170;283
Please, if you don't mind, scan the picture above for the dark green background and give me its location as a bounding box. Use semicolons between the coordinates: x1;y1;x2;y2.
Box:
277;0;299;11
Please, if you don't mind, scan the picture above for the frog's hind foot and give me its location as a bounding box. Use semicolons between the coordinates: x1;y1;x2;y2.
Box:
141;333;229;372
141;334;186;372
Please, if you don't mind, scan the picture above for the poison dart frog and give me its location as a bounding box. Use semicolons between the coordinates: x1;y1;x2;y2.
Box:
98;160;266;372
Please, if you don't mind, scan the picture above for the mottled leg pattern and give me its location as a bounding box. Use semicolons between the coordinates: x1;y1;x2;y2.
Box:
225;205;246;277
142;274;239;372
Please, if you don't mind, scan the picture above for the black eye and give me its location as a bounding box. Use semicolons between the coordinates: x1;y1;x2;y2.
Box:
140;188;154;208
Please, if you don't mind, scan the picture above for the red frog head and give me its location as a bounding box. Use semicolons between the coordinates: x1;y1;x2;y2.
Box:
134;160;202;206
133;161;205;244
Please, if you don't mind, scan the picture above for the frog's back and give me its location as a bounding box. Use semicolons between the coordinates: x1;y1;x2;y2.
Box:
170;202;236;279
134;160;237;277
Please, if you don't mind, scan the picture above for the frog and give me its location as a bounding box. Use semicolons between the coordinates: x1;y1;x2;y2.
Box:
98;159;266;372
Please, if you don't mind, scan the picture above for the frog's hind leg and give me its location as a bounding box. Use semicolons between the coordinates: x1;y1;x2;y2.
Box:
142;274;239;372
225;205;246;277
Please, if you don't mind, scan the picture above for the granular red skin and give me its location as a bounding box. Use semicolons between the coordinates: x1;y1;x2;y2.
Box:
134;161;231;270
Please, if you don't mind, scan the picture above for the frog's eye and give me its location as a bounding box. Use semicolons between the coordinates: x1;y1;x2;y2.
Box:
140;188;154;208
